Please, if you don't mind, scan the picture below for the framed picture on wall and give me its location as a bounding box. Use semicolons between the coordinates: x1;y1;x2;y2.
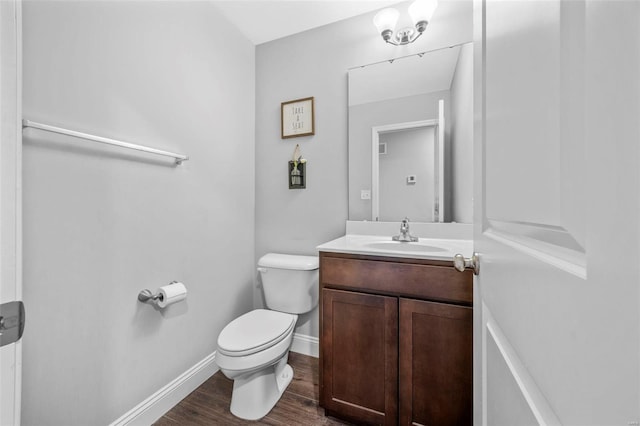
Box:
281;97;315;139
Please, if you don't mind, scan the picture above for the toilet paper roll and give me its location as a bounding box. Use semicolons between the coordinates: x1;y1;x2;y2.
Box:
156;282;187;308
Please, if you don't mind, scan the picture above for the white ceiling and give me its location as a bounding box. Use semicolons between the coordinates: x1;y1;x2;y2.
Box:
349;45;462;106
210;1;405;45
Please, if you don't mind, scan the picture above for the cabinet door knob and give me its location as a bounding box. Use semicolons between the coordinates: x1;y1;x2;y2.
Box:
453;253;479;275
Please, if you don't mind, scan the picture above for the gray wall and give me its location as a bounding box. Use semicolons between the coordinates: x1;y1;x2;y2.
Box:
22;2;255;425
255;0;473;337
450;42;474;223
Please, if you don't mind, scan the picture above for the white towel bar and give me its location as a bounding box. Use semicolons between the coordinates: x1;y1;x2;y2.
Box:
22;119;189;165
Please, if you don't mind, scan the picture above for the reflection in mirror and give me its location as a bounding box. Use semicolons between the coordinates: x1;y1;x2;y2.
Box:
373;119;441;222
348;42;473;223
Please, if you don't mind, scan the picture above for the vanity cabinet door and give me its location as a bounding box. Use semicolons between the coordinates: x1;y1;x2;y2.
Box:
399;298;473;426
321;288;398;425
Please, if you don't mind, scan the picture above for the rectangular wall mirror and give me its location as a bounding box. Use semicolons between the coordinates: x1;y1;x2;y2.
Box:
348;42;473;223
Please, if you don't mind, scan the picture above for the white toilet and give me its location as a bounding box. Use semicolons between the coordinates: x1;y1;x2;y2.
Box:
216;253;319;420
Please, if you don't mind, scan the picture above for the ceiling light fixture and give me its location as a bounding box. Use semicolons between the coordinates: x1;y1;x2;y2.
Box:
373;0;438;46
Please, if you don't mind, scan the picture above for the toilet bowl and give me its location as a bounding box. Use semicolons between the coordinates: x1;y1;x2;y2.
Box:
217;309;298;420
216;253;319;420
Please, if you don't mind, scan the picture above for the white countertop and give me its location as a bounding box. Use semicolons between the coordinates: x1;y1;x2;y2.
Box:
317;234;473;262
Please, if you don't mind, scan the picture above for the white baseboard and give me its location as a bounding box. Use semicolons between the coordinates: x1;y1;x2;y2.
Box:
290;332;319;358
109;334;317;426
109;351;219;426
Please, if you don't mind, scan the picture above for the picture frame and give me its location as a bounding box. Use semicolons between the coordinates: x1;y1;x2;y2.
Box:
281;97;315;139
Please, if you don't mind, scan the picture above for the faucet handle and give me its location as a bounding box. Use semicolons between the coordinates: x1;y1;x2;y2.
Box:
399;217;410;235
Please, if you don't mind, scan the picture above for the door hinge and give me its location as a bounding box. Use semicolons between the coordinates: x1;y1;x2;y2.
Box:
0;301;25;347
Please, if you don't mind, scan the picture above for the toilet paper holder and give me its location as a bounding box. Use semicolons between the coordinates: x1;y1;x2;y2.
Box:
138;281;179;304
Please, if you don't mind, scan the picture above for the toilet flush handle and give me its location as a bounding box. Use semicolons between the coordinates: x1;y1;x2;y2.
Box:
257;267;268;273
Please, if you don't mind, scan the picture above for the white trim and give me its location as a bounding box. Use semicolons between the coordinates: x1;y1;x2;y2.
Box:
14;2;23;423
0;1;23;424
109;351;219;426
107;336;317;426
484;226;586;280
480;301;488;426
371;119;439;222
290;332;319;358
485;313;561;426
372;127;380;221
437;99;445;222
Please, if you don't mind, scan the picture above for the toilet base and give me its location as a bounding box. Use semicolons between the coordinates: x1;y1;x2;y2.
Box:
229;354;293;420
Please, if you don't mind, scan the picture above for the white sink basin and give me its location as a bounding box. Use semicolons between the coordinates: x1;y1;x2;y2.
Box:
317;234;473;261
364;241;447;253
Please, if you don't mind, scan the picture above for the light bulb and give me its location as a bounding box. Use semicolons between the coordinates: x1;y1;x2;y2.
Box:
373;8;400;34
408;0;438;25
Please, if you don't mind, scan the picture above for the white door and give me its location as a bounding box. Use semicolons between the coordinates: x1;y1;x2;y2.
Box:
474;0;640;425
0;0;23;424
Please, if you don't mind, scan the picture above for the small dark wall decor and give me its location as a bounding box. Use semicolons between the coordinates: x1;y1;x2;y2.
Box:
281;97;315;139
289;161;306;189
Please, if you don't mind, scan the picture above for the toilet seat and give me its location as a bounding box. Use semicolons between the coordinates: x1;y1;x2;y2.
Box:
217;309;297;357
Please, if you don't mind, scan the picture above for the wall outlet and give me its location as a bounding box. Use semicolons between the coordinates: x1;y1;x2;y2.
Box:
361;189;371;200
407;175;417;184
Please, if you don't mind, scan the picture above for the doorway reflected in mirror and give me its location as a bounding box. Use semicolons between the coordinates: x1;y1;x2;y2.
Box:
348;42;473;223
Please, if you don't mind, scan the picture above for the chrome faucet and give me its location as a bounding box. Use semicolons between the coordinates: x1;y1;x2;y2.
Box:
392;217;418;242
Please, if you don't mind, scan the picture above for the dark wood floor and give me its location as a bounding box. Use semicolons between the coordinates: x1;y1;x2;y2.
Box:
153;352;350;425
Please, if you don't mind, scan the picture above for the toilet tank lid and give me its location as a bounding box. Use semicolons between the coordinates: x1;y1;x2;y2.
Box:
258;253;319;270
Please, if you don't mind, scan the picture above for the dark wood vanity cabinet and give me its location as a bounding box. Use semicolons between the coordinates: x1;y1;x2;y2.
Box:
322;288;398;424
399;298;473;425
319;251;473;426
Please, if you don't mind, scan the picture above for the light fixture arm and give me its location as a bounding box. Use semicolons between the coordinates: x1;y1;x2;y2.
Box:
373;0;437;47
381;20;428;46
414;20;428;34
381;29;394;43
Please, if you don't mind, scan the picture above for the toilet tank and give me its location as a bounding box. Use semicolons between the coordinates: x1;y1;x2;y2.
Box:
257;253;319;314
